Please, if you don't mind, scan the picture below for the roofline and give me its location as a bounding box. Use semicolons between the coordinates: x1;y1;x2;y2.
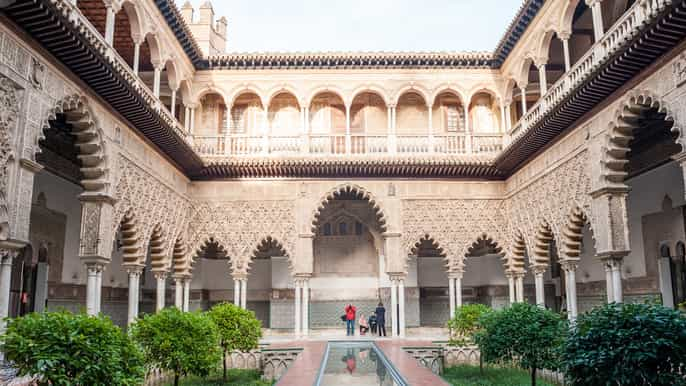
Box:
156;0;546;70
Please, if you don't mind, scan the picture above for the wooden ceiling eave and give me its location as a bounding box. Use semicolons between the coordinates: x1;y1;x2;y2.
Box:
494;1;686;174
3;0;204;174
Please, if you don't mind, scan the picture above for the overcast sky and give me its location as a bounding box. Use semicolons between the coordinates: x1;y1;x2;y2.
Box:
178;0;524;53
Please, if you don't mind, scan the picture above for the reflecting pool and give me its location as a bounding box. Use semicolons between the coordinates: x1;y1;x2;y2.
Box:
316;342;405;386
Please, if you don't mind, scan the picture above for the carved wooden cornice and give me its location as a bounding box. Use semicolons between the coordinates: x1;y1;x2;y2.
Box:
193;155;505;179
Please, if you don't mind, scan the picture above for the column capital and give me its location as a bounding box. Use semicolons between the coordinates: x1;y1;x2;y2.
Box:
532;265;547;275
448;270;464;280
0;248;19;264
85;261;106;272
153;270;168;280
557;30;572;41
124;264;144;276
589;185;630;198
388;273;406;283
512;271;526;279
560;259;580;272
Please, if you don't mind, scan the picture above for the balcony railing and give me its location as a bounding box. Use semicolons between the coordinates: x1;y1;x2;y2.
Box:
504;0;658;148
192;132;504;157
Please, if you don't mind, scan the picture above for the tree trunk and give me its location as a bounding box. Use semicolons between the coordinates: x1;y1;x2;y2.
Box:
479;354;483;375
223;349;228;381
531;367;536;386
174;372;180;386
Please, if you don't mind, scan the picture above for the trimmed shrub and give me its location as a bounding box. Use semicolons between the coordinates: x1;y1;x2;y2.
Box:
131;308;221;386
562;302;686;386
448;303;492;346
207;302;262;380
474;302;566;386
1;311;145;386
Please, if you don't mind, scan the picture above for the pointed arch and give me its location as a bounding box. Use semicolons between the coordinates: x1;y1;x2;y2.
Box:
311;184;388;233
191;84;230;105
466;85;501;106
559;0;583;36
430;85;467;107
536;28;559;62
602;90;682;185
41;94;109;193
143;33;162;66
120;0;143;42
228;85;266;108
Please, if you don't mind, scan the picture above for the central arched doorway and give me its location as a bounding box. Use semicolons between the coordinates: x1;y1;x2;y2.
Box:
309;186;389;332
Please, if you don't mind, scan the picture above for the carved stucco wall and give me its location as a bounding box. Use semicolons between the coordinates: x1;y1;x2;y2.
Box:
401;199;508;272
186;200;296;274
111;156;191;269
504;150;594;264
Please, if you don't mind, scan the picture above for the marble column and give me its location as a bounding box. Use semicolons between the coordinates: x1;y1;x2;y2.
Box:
95;267;103;313
505;104;512;132
86;263;104;316
604;261;614;303
302;278;310;337
0;251;17;329
104;3;116;45
455;274;463;308
562;261;579;320
184;105;190;130
534;267;546;307
183;278;190;312
499;102;506;133
390;278;398;337
610;259;623;303
234;279;240;306
190;106;196;133
537;63;548;96
428;104;434;153
588;0;604;41
448;277;456;318
126;267;142;324
398;278;406;338
520;87;527;115
155;271;167;312
294;279;301;337
345;105;351;153
560;34;571;72
515;272;525;303
506;272;516;304
132;41;141;75
153;64;162;98
170;88;177;117
174;276;183;309
240;279;247;309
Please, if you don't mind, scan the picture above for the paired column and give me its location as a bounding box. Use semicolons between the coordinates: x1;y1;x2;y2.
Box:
155;271;167;312
389;275;406;338
345;105;351;153
514;272;525;303
519;85;528;115
0;250;18;330
170;88;178;117
86;263;105;316
609;258;623;303
506;272;516;304
447;271;464;319
292;276;311;337
126;266;143;324
174;275;184;309
232;274;248;309
561;261;579;320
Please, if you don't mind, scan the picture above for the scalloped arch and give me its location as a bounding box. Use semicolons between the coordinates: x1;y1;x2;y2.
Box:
311;184;388;234
602;90;682;185
41;94;109;194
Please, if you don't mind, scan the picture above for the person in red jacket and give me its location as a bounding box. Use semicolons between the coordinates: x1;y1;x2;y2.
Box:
345;304;356;336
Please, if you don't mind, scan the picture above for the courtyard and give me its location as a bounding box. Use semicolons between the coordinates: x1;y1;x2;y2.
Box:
0;0;686;384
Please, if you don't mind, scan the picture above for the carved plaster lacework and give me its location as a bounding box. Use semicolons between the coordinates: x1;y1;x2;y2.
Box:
112;157;190;269
402;199;507;272
504;150;594;271
186;200;296;274
0;76;20;236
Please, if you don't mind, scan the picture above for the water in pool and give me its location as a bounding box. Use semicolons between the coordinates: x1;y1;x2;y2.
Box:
317;342;401;386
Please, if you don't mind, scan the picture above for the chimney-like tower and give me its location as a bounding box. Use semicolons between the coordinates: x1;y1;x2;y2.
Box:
184;1;227;56
180;1;194;24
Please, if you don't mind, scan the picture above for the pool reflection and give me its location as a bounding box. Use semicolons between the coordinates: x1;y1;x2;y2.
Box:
319;343;398;386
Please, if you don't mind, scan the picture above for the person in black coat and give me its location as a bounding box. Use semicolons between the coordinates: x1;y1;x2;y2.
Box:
375;302;386;337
